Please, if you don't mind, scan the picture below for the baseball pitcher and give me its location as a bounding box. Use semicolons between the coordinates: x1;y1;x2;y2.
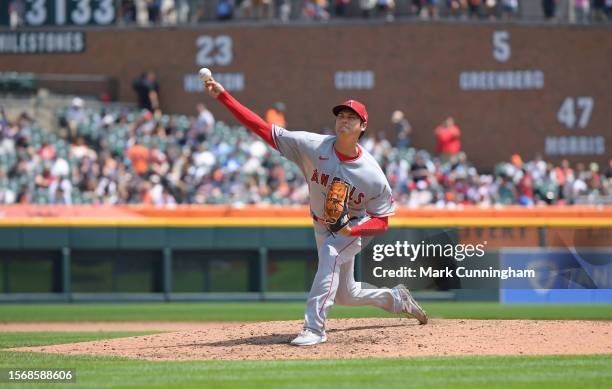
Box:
204;77;427;346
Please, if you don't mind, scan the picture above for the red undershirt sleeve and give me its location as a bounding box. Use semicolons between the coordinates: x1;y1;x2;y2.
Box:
350;217;388;236
216;91;277;150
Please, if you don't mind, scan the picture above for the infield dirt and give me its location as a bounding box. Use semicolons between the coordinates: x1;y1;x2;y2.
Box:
7;318;612;360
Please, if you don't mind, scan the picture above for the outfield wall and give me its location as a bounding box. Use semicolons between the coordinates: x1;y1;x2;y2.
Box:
0;206;609;302
1;22;611;169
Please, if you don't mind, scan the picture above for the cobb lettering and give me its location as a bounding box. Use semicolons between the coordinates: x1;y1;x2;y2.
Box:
202;71;428;347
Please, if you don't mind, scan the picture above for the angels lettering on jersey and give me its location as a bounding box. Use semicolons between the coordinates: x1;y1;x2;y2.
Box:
271;125;396;219
309;169;365;207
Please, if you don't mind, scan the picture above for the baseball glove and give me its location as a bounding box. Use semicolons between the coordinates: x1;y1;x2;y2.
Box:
324;178;351;233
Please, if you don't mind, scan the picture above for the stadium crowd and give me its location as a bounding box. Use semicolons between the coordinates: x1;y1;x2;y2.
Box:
6;0;612;27
0;99;610;207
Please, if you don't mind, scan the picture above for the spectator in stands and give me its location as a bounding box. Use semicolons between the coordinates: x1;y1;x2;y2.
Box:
50;176;72;205
605;159;612;180
495;174;516;205
0;107;8;131
196;103;215;133
132;110;157;136
391;110;412;149
0;168;15;204
150;143;170;177
9;0;25;29
279;0;292;22
408;152;435;207
410;152;432;183
587;162;602;193
377;0;396;20
265;102;287;128
136;180;153;204
0;167;7;188
0;121;14;161
51;156;70;180
184;103;214;147
606;0;612;19
553;159;571;203
160;0;178;24
411;0;423;16
39;142;56;161
176;0;190;22
500;0;518;20
14;183;29;204
190;0;206;22
132;71;161;114
360;0;377;18
435;116;461;161
192;143;217;178
303;0;330;20
70;137;96;161
251;0;274;19
425;0;440;19
484;0;498;20
542;0;557;19
119;0;138;24
147;0;162;23
571;162;589;200
592;0;607;21
217;0;235;20
65;97;87;142
334;0;350;16
517;168;534;206
467;0;483;18
361;131;392;166
574;0;591;23
34;167;52;189
2;99;609;207
534;162;557;204
157;186;178;206
447;0;467;18
127;140;150;176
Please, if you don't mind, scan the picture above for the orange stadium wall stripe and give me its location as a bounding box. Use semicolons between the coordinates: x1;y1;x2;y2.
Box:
0;205;610;227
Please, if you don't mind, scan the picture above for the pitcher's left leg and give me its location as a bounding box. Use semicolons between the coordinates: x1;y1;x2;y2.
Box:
335;258;428;324
335;259;403;313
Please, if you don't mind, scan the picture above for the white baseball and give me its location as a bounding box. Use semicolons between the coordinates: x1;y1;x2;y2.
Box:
199;68;212;81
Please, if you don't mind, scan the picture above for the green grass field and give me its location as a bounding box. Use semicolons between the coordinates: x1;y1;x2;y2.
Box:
0;303;610;388
0;351;610;389
0;332;157;349
1;302;612;322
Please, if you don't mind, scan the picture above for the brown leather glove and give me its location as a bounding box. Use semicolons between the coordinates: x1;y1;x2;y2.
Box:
324;178;351;233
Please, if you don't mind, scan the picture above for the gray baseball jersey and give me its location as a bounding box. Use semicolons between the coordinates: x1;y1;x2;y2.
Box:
272;125;395;220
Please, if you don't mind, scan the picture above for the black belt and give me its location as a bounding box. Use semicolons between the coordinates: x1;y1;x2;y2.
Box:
311;211;357;225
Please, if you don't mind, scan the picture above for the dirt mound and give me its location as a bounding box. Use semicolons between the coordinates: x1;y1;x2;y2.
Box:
10;319;612;360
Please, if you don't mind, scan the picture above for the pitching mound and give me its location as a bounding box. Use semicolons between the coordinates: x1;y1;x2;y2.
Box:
10;318;612;360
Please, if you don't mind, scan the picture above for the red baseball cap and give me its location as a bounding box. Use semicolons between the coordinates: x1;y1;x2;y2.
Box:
333;99;368;123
